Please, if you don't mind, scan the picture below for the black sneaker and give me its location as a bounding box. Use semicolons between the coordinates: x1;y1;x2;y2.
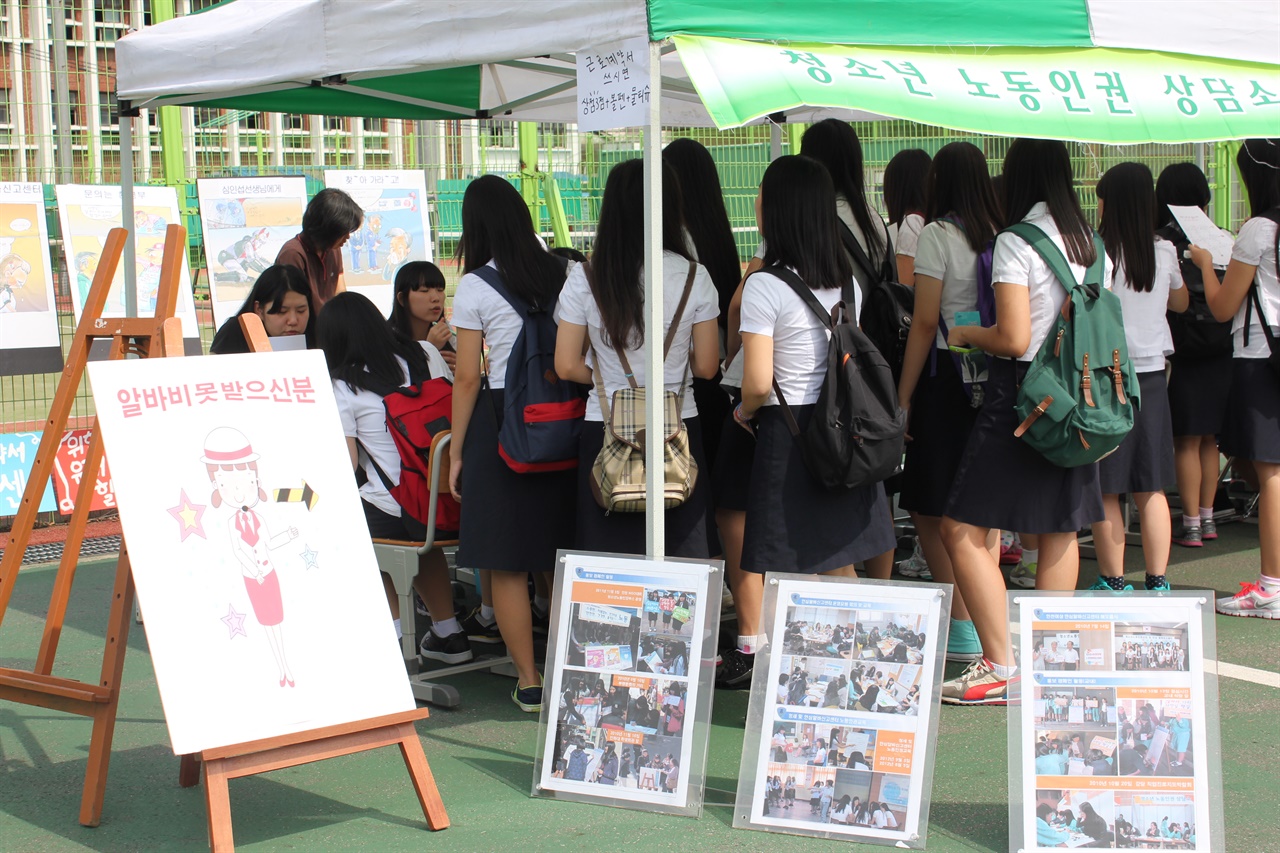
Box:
459;606;504;644
512;684;543;713
1172;522;1203;548
531;603;550;635
419;629;474;665
715;648;754;689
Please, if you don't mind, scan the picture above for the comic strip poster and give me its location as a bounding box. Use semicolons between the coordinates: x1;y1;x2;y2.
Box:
323;170;431;316
0;182;62;375
1013;592;1222;852
735;577;949;846
197;177;308;330
535;551;720;816
86;350;414;754
54;184;201;353
0;431;55;516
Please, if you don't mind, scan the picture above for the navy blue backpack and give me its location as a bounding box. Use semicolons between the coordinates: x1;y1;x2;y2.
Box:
472;264;586;473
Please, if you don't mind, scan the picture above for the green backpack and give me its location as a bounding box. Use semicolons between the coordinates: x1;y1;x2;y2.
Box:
1008;223;1139;468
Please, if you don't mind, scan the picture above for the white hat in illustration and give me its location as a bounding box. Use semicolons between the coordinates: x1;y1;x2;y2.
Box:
200;427;260;465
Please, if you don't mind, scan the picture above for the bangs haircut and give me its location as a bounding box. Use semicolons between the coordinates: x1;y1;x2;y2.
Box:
759;155;852;292
925;141;1002;252
458;174;566;309
1001;138;1095;266
1097;162;1158;292
388;260;446;337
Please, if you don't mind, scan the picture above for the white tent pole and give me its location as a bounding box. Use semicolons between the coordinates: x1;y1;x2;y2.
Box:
643;38;665;559
120;113;138;318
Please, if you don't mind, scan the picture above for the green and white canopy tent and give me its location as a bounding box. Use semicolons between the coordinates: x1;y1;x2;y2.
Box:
116;0;1280;554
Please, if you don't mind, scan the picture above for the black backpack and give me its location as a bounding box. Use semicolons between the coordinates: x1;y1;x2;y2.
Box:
840;220;915;384
758;266;906;491
1157;222;1233;360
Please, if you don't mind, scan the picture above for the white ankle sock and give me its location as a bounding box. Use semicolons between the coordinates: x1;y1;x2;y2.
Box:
1259;575;1280;594
1199;507;1214;520
393;618;403;640
479;604;496;623
1182;514;1200;529
432;617;461;638
1021;548;1039;566
989;660;1017;679
738;634;759;654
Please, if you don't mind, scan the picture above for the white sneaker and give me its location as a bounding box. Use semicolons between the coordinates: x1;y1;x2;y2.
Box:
1216;582;1280;619
896;540;932;580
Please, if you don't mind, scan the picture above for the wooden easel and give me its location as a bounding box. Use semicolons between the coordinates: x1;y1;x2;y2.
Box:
0;224;186;826
174;312;449;851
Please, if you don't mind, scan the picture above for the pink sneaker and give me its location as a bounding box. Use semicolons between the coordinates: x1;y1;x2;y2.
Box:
1216;582;1280;619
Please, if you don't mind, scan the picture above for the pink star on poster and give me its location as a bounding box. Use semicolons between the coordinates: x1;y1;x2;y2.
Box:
167;489;207;542
221;604;247;640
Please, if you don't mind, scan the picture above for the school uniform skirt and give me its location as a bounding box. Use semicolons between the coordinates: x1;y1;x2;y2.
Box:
1168;354;1233;437
575;416;712;558
712;394;757;512
1099;371;1175;494
899;350;980;518
742;405;895;574
457;388;576;572
1220;357;1280;464
944;358;1104;533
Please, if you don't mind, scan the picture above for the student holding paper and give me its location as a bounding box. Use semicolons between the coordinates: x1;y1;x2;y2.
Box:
1201;138;1280;620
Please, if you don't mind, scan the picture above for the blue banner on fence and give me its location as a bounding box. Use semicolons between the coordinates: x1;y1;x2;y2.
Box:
0;432;55;516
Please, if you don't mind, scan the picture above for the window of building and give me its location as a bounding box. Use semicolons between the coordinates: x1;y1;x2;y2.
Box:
362;117;385;133
0;89;10;126
95;0;131;42
482;119;516;148
193;106;221;128
100;100;119;127
323;115;347;132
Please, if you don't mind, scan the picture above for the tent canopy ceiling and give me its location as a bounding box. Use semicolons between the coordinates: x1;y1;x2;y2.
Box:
116;0;1279;139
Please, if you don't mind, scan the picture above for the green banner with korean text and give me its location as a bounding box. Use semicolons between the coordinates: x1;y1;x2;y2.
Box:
673;36;1280;143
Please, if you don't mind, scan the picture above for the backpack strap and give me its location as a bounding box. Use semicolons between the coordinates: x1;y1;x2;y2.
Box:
1003;222;1106;304
839;218;896;303
1246;208;1280;351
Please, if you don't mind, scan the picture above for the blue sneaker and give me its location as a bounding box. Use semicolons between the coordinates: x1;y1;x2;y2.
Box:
512;684;543;713
946;619;983;663
1088;577;1133;593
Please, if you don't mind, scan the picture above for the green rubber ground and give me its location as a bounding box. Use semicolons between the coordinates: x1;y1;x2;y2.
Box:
1;521;1275;852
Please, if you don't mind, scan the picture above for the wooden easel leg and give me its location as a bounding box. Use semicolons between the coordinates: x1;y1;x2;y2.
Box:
203;758;235;852
179;753;203;788
395;723;450;831
78;548;136;828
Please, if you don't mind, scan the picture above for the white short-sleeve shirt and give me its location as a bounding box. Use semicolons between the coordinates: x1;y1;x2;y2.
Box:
888;212;926;259
1111;239;1183;373
557;251;718;422
990;202;1114;361
756;195;889;268
333;343;451;517
913;219;983;349
1229;215;1280;359
740;268;843;407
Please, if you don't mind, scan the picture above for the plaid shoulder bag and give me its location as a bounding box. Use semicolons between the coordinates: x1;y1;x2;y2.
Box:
588;261;699;513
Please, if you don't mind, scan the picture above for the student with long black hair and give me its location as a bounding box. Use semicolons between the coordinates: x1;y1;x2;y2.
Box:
448;175;579;711
317;292;459;658
896;141;1003;663
210;264;315;354
1088;163;1190;593
940;139;1111;704
884;147;932;286
554;159;720;557
1202;138;1280;619
387;260;457;372
736;155;895;580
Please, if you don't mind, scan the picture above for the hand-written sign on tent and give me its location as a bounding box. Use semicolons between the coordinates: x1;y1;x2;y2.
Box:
576;37;651;131
86;350;414;755
51;428;116;515
0;432;56;515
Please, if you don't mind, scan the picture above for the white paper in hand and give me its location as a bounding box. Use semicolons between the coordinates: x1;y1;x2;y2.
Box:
1168;205;1235;268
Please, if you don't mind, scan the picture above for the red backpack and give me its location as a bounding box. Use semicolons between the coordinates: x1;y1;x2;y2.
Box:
361;361;460;535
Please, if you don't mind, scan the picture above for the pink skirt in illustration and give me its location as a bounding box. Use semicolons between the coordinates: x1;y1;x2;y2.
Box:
243;570;284;626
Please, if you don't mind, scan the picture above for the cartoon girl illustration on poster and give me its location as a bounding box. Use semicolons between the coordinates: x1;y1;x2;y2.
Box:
203;427;299;687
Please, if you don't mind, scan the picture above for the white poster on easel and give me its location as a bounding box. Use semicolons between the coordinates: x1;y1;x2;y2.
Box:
533;550;721;817
0;182;62;375
197;177;309;330
54;184;202;354
86;350;414;755
323;170;431;317
734;576;949;847
1012;592;1223;853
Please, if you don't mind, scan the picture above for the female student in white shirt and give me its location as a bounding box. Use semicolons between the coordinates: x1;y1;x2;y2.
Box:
1202;138;1280;619
940;138;1111;704
317;292;459;659
896;141;1004;664
449;175;579;711
1088;163;1190;593
554;159;720;557
735;154;896;578
883;148;931;286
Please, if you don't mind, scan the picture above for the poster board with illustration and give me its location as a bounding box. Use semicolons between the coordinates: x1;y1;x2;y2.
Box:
86;349;415;755
197;177;309;330
533;550;722;817
0;431;56;515
323;170;431;316
1010;591;1223;853
733;575;950;847
0;182;62;375
54;184;202;354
